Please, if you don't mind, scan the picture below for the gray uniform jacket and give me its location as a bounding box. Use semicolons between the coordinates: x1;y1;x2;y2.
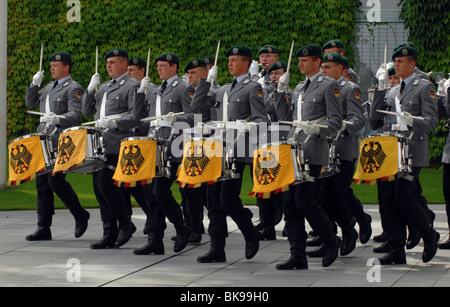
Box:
26;76;83;147
440;88;450;163
334;77;364;162
82;74;140;156
190;79;220;123
275;73;343;166
370;74;438;168
193;75;269;163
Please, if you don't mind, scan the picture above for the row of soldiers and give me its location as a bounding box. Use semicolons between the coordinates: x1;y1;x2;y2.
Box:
23;39;449;269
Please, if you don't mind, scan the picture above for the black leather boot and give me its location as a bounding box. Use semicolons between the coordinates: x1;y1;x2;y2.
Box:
74;210;90;238
197;237;226;263
26;226;52;241
90;229;118;249
276;240;308;270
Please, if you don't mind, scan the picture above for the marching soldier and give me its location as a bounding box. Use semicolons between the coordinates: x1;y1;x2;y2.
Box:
25;51;90;241
274;44;343;269
193;45;268;263
132;52;194;255
83;48;139;249
318;52;370;256
369;43;439;264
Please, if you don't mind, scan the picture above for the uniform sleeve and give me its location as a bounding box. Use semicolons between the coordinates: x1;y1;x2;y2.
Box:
369;89;388;130
318;80;342;137
248;83;269;123
344;85;365;136
82;87;99;117
25;85;42;109
412;82;438;133
115;81;141;133
274;90;294;121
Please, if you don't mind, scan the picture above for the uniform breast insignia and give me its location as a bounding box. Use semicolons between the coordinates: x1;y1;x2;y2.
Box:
183;144;210;177
10;144;33;174
359;141;386;174
255;151;281;185
120;144;146;175
56;135;77;165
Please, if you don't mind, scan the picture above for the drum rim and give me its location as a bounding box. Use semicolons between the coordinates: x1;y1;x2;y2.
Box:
9;133;45;145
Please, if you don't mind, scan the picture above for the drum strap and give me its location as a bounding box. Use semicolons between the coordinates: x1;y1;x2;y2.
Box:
100;92;107;119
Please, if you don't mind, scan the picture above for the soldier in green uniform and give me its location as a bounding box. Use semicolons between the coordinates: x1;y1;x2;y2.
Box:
25;52;90;241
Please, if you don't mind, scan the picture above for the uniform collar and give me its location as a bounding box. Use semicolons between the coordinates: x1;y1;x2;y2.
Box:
54;75;71;85
233;73;249;84
165;75;178;87
401;73;416;86
306;71;321;83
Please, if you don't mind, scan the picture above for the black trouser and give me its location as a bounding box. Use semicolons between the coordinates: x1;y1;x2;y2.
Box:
283;165;336;245
92;154;130;232
35;172;85;227
123;185;152;231
181;185;206;235
145;162;186;240
206;162;254;239
443;163;450;229
257;194;283;230
378;167;432;251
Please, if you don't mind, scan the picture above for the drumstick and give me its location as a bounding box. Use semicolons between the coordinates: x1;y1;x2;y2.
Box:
286;40;295;76
343;120;354;125
279;121;328;129
82;115;122;126
95;46;98;74
140;112;185;122
27;110;65;119
210;40;221;85
146;48;150;78
39;43;44;72
376;109;424;120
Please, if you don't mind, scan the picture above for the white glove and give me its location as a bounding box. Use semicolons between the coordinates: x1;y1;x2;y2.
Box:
164;112;176;125
444;78;450;95
207;66;218;82
437;79;446;96
277;72;290;93
301;122;320;135
41;112;60;126
398;111;414;127
32;71;44;87
257;77;266;89
138;76;151;93
87;73;100;93
338;122;347;133
376;67;388;90
99;118;118;129
182;73;188;83
249;60;260;76
233;119;247;132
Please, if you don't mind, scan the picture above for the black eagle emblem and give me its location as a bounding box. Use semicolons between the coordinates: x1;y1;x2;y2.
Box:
360;141;387;173
120;144;145;175
10;144;33;174
183;144;210;177
57;135;76;165
255;151;281;185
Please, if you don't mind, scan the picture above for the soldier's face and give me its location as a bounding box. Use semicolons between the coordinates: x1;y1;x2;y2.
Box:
298;56;321;77
157;61;177;81
228;55;249;77
394;57;416;79
389;74;401;87
106;57;128;79
269;68;284;86
321;62;342;80
127;65;145;81
259;53;278;71
50;61;70;80
187;67;208;88
324;47;345;56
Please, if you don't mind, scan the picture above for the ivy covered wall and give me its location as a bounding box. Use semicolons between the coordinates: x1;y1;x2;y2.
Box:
7;0;360;141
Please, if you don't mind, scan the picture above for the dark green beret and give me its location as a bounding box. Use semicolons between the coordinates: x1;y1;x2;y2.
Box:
155;52;179;65
322;52;343;65
296;44;322;58
323;39;345;51
203;56;215;65
105;48;129;61
341;56;349;68
392;45;418;60
267;61;287;74
49;52;72;63
394;42;416;51
184;58;207;73
388;66;396;76
225;45;252;58
258;45;278;55
128;56;146;68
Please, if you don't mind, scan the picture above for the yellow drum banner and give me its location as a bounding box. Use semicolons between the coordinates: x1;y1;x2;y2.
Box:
177;139;223;188
52;128;87;174
8;135;46;185
353;136;398;185
250;144;295;198
113;139;157;187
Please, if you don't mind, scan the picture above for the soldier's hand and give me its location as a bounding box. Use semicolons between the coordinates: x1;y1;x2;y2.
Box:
398;111;414;127
32;71;44;87
277;72;290;93
87;73;101;93
41;112;60;126
99;118;118;129
301;122;320;135
164;112;176;125
207;66;218;83
138;76;151;93
376;68;388;90
249;60;259;77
